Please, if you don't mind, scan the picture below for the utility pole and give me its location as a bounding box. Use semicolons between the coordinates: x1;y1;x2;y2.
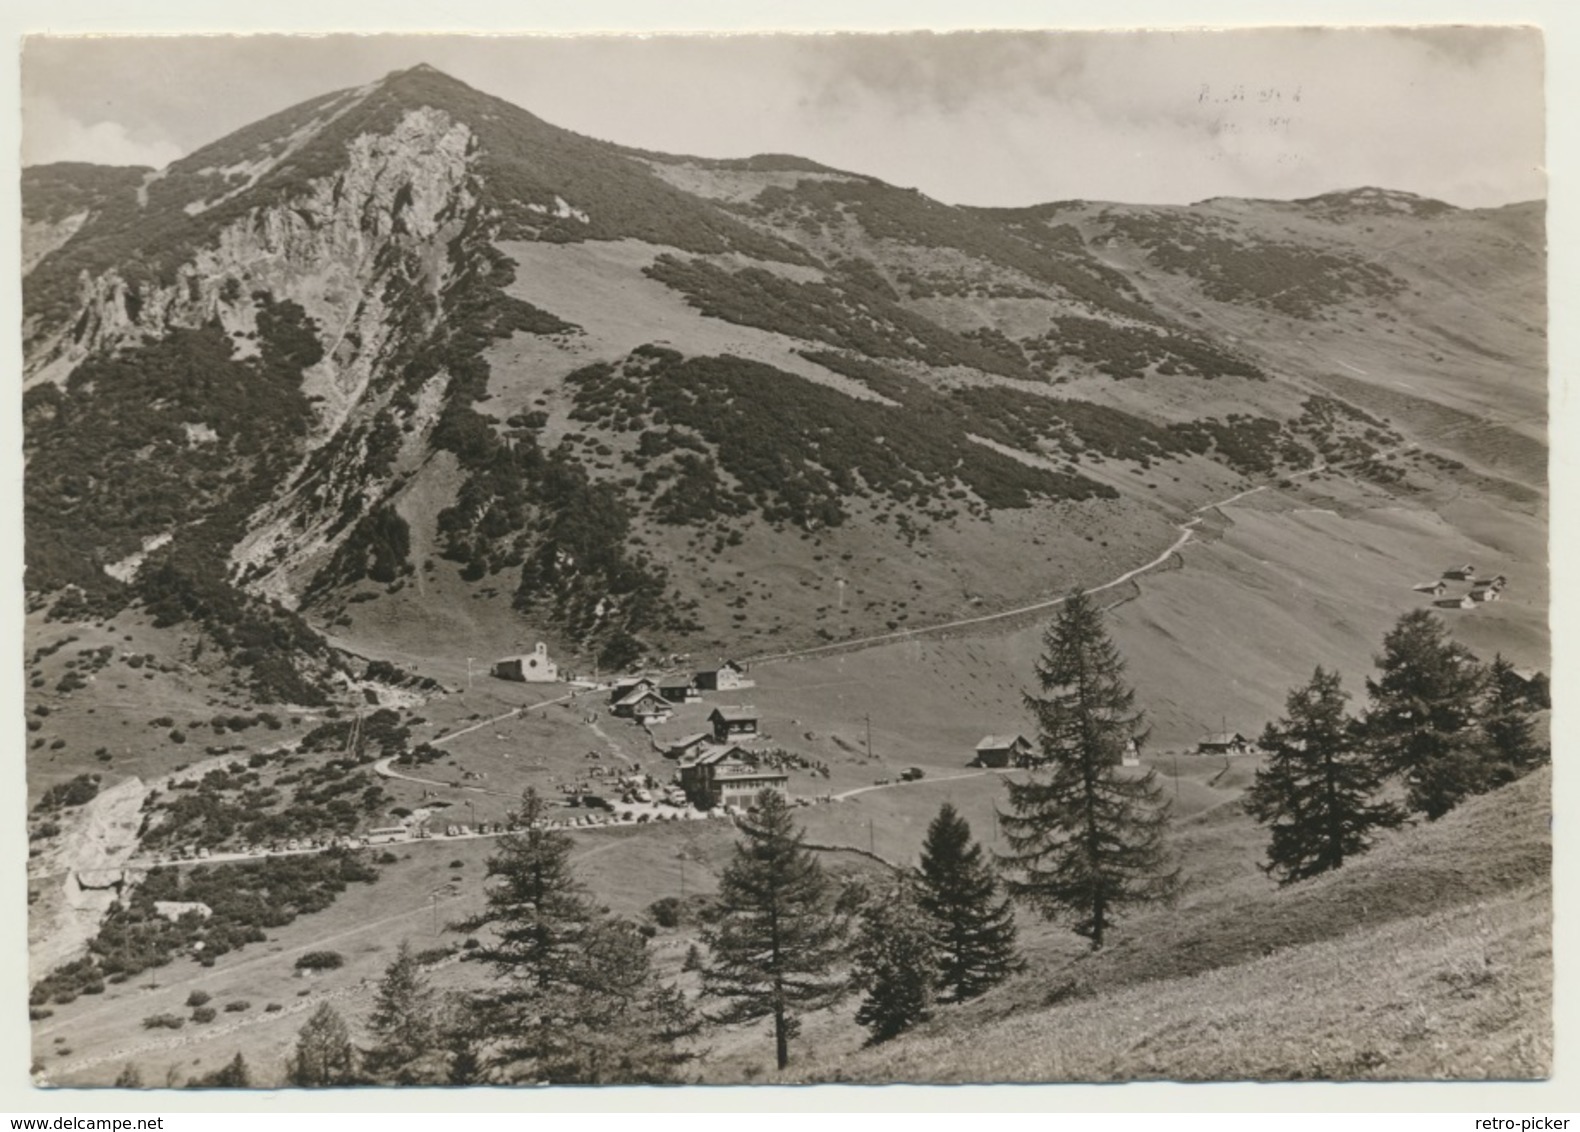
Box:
864;714;872;762
431;893;438;936
868;817;875;856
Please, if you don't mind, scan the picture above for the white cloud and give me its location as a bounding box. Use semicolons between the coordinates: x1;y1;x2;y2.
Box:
23;96;184;169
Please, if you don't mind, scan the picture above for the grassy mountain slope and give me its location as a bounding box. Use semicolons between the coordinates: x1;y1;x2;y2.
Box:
798;767;1551;1083
21;66;1546;678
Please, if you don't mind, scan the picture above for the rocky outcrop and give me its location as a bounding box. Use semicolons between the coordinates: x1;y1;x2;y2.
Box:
28;108;477;434
28;108;483;607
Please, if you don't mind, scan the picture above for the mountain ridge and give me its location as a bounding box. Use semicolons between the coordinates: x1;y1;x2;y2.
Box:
21;63;1547;690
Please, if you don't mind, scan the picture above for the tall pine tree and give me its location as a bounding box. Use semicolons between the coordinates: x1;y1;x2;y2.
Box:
541;916;703;1084
851;879;939;1042
1364;610;1487;819
998;589;1176;949
286;1004;357;1087
455;787;696;1084
1480;654;1548;787
363;940;441;1084
917;802;1020;1001
702;789;850;1070
1245;667;1404;885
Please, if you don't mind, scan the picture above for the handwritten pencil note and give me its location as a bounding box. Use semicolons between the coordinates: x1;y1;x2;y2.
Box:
1196;83;1306;167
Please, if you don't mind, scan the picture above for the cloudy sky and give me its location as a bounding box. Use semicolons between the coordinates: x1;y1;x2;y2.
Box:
22;27;1546;209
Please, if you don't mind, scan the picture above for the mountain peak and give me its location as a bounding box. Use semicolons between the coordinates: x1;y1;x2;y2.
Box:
379;62;474;93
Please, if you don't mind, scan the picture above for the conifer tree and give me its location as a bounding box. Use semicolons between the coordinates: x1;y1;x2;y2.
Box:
287;1004;357;1087
998;589;1176;949
438;993;487;1086
1480;654;1548;787
540;916;703;1085
363;940;440;1084
917;802;1021;1001
1364;610;1488;819
852;879;939;1042
455;787;696;1084
702;789;850;1070
1245;667;1404;885
453;787;601;1074
113;1063;143;1089
192;1053;251;1089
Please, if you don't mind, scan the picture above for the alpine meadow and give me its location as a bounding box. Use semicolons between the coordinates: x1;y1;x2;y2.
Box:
18;30;1550;1089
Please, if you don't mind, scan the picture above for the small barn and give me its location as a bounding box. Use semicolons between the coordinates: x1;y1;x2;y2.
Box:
696;660;755;692
492;642;559;683
1470;587;1501;603
658;679;701;704
613;688;672;724
607;677;657;706
664;732;712;760
1196;732;1251;756
1442;564;1477;581
680;746;788;810
1412;580;1447;596
972;734;1034;768
1434;595;1476;610
709;706;759;743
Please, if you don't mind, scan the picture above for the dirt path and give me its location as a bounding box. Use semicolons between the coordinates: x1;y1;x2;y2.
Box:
429;692;574;747
831;768;1009;801
744;514;1205;666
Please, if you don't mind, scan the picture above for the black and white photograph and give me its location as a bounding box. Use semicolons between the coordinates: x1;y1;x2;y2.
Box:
16;23;1552;1092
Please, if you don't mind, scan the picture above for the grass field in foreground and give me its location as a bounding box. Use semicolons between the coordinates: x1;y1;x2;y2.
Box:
792;766;1551;1083
804;881;1550;1083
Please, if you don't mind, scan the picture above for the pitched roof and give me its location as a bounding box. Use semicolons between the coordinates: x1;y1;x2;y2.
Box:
693;744;751;767
1199;732;1247;746
616;687;668;708
976;733;1029;750
709;706;758;722
666;732;711;752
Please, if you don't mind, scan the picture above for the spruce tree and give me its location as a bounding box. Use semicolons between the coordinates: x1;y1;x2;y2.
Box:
453;787;601;1074
363;940;440;1084
998;589;1176;949
1364;610;1488;819
852;880;939;1042
917;802;1021;1001
1245;667;1404;885
457;788;599;993
541;916;703;1085
191;1053;251;1088
456;787;696;1084
1481;654;1548;787
438;993;487;1086
286;1004;357;1087
702;789;850;1070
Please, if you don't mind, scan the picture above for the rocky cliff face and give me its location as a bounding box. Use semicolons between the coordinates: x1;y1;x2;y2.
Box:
30;108;475;429
26;107;483;605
